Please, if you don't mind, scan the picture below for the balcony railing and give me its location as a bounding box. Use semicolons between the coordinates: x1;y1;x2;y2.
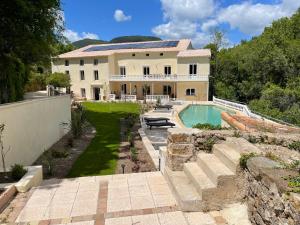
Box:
109;74;208;81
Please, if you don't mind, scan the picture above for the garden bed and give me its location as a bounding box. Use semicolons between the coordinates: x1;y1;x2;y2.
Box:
33;122;95;179
115;118;156;174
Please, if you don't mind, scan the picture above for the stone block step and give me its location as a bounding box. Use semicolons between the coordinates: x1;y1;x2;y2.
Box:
213;144;241;172
197;153;235;186
164;167;202;212
183;163;216;196
225;137;261;154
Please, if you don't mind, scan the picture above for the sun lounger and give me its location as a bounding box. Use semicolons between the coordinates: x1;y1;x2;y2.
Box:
144;117;170;123
146;121;175;130
154;104;173;110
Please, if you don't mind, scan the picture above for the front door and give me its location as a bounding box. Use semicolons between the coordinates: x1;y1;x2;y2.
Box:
94;87;100;100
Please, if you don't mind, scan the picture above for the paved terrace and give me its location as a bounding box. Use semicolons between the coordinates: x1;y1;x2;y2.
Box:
3;172;250;225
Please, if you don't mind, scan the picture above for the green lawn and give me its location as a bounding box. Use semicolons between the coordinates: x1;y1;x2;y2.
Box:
68;102;140;177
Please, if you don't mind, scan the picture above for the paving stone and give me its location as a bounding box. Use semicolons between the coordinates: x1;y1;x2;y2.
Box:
157;211;188;225
130;195;155;210
185;212;216;225
107;197;131;212
132;214;160;225
105;216;132;225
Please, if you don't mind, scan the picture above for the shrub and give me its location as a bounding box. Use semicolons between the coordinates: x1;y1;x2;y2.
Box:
203;137;216;153
265;152;281;162
127;133;134;147
233;130;241;137
281;160;300;170
193;123;222;130
287;175;300;193
70;105;86;138
288;141;300;152
10;164;27;181
130;147;138;162
46;72;70;88
239;152;258;170
157;97;161;105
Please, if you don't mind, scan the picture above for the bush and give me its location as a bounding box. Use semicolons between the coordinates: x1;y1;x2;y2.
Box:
10;164;27;181
239;152;258;170
157;97;161;105
130;147;138;162
193;123;223;130
70;105;86;138
288;141;300;152
46;72;70;88
233;130;241;137
265;152;281;161
203;137;216;153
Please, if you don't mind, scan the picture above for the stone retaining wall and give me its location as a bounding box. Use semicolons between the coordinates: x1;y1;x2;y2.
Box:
246;157;300;225
166;128;300;166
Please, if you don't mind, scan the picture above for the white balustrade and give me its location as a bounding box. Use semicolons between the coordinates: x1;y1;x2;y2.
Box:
109;74;208;81
108;94;116;101
212;96;261;119
121;94;137;102
146;95;170;103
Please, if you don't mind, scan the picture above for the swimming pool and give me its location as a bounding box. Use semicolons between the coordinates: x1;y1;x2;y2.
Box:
179;104;234;127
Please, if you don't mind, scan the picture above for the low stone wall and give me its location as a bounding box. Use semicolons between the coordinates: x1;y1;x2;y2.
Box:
167;128;300;163
246;157;300;225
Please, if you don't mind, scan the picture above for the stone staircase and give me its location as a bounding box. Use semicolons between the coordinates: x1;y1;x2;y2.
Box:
164;137;261;212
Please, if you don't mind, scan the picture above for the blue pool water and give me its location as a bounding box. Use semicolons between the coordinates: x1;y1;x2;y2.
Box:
179;105;234;127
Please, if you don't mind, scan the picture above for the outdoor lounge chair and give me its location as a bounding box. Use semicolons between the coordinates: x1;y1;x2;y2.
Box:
154;104;173;110
144;117;170;123
146;121;175;129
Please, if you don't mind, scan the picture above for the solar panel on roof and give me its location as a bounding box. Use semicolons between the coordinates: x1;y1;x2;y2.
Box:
84;41;179;52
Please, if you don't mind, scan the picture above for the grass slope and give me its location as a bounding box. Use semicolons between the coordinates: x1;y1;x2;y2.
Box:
68;102;140;177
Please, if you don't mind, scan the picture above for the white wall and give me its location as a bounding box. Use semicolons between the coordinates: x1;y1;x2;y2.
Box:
0;95;71;171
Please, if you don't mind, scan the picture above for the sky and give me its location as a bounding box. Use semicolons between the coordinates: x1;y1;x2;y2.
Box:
61;0;300;47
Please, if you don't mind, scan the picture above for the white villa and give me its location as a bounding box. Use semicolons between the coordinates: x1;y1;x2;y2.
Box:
51;39;211;102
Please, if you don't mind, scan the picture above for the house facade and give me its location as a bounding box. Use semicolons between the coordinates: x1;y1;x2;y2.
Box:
51;39;210;101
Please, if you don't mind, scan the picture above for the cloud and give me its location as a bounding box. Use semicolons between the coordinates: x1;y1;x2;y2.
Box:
152;20;197;39
217;0;300;35
201;19;218;33
153;0;215;47
114;9;132;22
160;0;215;21
64;29;99;42
152;0;300;47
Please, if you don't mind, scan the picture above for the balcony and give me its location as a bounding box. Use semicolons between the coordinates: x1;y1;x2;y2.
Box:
109;74;209;82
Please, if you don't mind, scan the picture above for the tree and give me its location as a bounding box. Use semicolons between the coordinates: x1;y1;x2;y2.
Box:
46;72;71;88
25;72;48;92
0;124;10;175
0;0;63;104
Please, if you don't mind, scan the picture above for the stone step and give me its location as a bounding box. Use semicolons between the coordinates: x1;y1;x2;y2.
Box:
164;167;202;212
225;137;261;154
213;144;241;173
183;163;216;196
197;153;235;186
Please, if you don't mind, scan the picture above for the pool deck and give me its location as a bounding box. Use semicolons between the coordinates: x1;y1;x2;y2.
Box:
139;101;221;167
2;172;251;225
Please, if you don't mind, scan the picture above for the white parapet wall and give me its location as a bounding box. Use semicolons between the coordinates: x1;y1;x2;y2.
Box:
0;95;71;171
